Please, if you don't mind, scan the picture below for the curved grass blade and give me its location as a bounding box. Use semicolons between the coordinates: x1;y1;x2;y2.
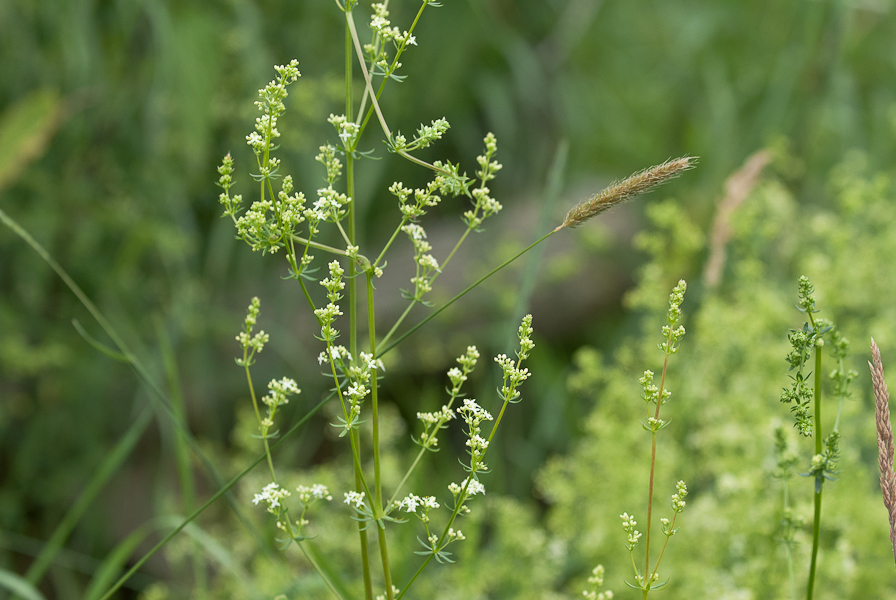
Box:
83;516;255;600
0;570;46;600
95;393;333;600
71;319;128;362
21;406;152;585
0;207;272;583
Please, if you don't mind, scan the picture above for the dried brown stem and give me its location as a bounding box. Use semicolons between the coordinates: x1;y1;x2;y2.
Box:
702;150;770;289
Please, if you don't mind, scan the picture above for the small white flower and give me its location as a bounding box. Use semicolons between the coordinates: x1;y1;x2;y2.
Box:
398;494;422;513
344;491;366;509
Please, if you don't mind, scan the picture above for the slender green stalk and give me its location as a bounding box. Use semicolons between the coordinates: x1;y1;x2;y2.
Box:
298;544;345;600
155;318;208;597
21;407;152;586
643;330;674;591
343;6;373;598
806;346;823;600
365;271;395;599
378;229;557;356
96;394;333;600
0;207;272;581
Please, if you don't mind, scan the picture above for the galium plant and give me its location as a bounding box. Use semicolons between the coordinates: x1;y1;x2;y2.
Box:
211;2;696;597
213;0;696;595
778;275;856;600
621;280;690;596
0;2;695;599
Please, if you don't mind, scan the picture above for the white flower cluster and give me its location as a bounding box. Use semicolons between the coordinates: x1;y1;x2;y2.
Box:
389;179;442;220
397;494;440;522
583;564;613;600
265;377;300;407
661;279;687;354
296;483;333;504
620;512;642;551
449;477;485;499
458;399;493;441
314;261;345;343
246;60;300;155
344;491;366;510
671;480;688;513
252;483;291;514
364;3;416;77
463;133;504;230
402;223;440;297
327;114;360;149
305;187;350;227
417;405;454;427
217;153;242;218
318;345;351;366
259;377;300;432
235;297;269;364
315;144;343;186
375;586;401;600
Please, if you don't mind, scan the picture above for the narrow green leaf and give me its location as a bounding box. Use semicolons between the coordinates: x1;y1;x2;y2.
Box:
0;570;47;600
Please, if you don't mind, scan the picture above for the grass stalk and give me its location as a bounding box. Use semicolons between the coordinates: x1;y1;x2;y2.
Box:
806;346;823;600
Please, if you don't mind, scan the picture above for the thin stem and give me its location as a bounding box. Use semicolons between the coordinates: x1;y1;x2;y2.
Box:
378;301;416;353
367;273;384;514
96;394;333;600
642;324;674;590
806;345;823;600
299;543;346;600
378;229;557;357
343;7;373;598
290;235;364;259
649;513;677;581
355;0;430;135
377;527;395;600
373;217;409;268
366;272;393;598
388;447;427;507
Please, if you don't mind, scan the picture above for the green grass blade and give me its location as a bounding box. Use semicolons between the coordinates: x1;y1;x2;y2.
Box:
95;393;332;600
22;406;153;585
0;206;272;581
0;570;46;600
83;516;256;600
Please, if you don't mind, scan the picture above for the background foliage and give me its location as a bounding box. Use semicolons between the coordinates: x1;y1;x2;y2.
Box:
2;0;896;598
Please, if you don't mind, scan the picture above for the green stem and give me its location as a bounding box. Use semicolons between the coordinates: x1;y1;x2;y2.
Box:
299;543;345;600
377;229;557;357
0;207;274;586
96;393;333;600
806;345;823;600
355;0;430;136
388;447;427;508
641;324;675;592
367;274;384;514
366;273;394;598
155;318;207;597
344;7;373;598
290;235;364;259
22;407;153;586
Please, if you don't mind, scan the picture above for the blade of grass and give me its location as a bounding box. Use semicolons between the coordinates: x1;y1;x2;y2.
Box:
83;516;255;600
20;406;153;585
0;571;46;600
95;393;333;600
154;315;207;597
0;207;272;583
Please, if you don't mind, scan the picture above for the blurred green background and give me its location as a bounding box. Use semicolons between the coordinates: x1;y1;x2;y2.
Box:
3;0;896;598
